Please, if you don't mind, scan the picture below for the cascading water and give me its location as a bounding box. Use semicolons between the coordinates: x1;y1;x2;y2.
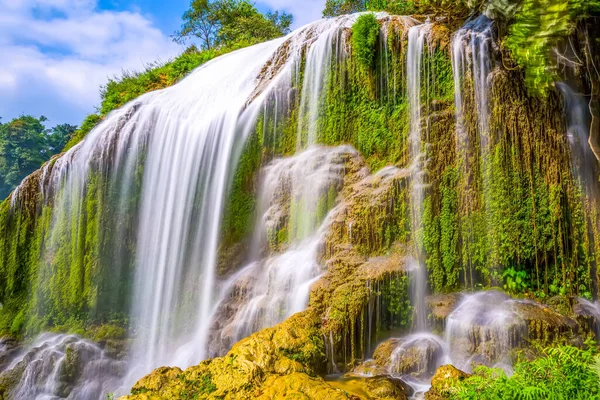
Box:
557;82;599;196
444;291;524;373
209;146;356;355
452;16;494;147
5;35;291;397
451;16;495;287
296;15;356;148
2;15;378;399
0;334;125;399
407;22;431;332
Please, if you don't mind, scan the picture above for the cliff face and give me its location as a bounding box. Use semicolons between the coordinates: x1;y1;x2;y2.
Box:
0;8;599;400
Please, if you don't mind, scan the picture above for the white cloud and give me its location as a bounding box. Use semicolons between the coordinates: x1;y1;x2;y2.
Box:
0;0;180;125
258;0;326;28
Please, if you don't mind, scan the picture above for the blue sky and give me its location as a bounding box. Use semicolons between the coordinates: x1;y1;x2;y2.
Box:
0;0;325;127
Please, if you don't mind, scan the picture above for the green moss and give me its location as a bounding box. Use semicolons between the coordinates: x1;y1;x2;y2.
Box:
505;0;600;96
352;13;380;69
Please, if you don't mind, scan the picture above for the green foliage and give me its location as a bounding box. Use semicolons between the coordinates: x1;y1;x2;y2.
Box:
0;116;75;199
452;345;600;399
424;168;460;292
352;14;380;69
175;0;292;49
63;47;227;152
380;275;412;328
322;0;478;17
506;0;600;96
502;267;529;294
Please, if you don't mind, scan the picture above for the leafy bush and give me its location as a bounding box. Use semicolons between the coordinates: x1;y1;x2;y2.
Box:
453;345;600;399
502;267;529;294
352;13;380;68
506;0;600;96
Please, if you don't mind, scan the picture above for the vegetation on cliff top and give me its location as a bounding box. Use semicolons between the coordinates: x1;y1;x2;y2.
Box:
324;0;600;96
65;0;294;152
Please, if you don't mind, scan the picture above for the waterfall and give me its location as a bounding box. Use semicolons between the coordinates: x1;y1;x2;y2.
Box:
451;15;494;286
407;22;431;331
297;16;356;148
8;36;290;397
452;16;494;145
1;15;374;398
0;334;125;399
209;146;357;355
557;82;599;196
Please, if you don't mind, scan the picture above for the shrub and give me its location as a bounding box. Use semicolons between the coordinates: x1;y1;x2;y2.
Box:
352;13;380;68
453;344;600;399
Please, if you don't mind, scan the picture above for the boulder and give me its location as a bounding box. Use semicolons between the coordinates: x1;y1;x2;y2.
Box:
327;375;412;400
426;294;461;331
372;334;445;379
425;365;470;399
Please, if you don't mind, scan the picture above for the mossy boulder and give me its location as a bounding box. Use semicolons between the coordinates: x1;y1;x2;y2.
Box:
327;375;412;400
512;300;579;344
424;365;470;399
258;373;355;399
122;311;329;399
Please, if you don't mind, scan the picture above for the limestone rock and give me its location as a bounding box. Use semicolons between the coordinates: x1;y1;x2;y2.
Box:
425;365;470;399
351;359;389;377
373;335;445;379
512;300;579;343
327;375;412;400
426;293;461;330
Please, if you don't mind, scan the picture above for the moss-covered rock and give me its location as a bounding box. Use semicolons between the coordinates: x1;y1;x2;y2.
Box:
122;311;330;399
327;375;412;400
512;300;579;344
426;294;461;332
424;364;470;399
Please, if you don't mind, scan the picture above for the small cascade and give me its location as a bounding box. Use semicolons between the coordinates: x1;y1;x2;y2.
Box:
452;16;494;146
451;16;495;288
444;291;524;373
0;334;125;399
297;15;356;147
407;22;431;331
575;298;600;337
389;333;448;378
210;146;356;355
557;82;599;196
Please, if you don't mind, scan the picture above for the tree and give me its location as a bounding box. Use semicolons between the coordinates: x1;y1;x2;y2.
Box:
174;0;219;49
323;0;366;17
0;116;76;199
174;0;293;49
47;123;77;154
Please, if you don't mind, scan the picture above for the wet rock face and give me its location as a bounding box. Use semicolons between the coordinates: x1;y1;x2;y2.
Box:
372;334;446;379
426;293;462;331
0;334;126;400
573;298;600;337
0;337;21;372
